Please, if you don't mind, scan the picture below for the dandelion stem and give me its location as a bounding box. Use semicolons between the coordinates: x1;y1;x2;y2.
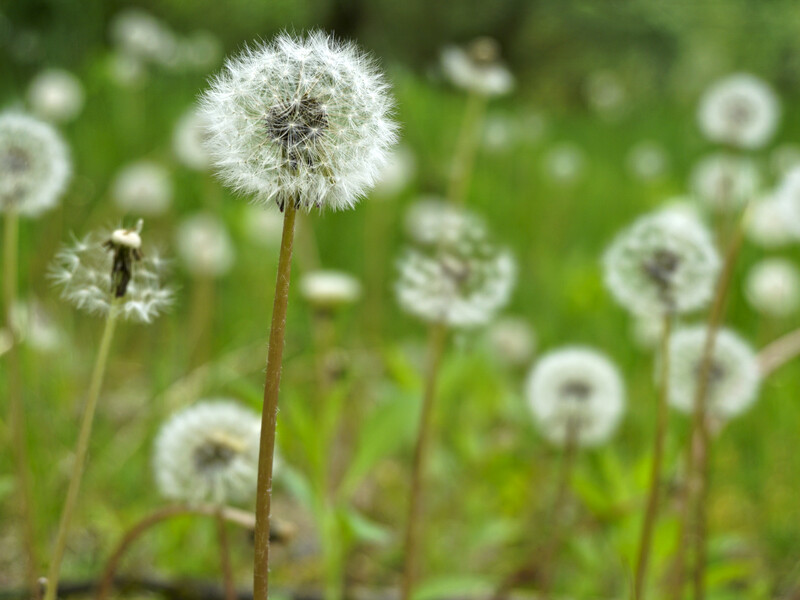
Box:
4;207;41;600
44;302;120;600
670;213;746;600
400;323;448;600
96;504;272;600
447;91;487;206
253;200;298;600
633;314;672;600
757;327;800;376
216;508;237;600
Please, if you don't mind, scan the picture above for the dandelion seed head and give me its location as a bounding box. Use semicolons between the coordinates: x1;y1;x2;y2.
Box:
585;69;627;120
668;326;760;422
745;258;800;317
372;144;415;198
526;347;625;448
746;193;795;248
603;210;720;316
626;141;668;181
27;69;85;123
698;73;779;149
543;143;585;185
300;270;362;308
111;161;173;216
176;213;235;278
109;8;177;66
690;153;760;213
0;112;70;217
153;400;265;505
200;31;397;212
487;317;536;367
440;37;513;97
49;225;173;323
173;108;212;170
396;203;515;328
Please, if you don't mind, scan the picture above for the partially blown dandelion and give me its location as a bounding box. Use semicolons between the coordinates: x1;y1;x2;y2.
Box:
154;401;263;505
603;210;720;316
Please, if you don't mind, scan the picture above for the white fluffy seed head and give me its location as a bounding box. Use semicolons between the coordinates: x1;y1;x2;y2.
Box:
526;347;625;448
0;112;70;217
440;38;513;97
487;317;536;367
690;153;760;213
603;210;720;316
775;166;800;239
745;258;800;317
172;108;212;170
200;31;398;212
109;8;177;66
153;400;265;505
27;69;85;123
668;326;761;423
49;227;173;323
300;270;362;307
175;214;235;278
396;202;515;328
111;161;173;216
746;193;796;248
698;73;780;149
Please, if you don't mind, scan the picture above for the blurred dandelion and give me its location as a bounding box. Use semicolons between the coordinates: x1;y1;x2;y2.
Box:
487;316;536;367
745;258;800;317
111;161;173;216
770;143;800;177
300;270;362;309
200;31;396;600
173;108;212;171
626;141;669;181
690;153;760;213
44;221;172;600
746;193;795;248
698;73;780;149
775;166;800;238
109;8;178;66
154;400;263;505
603;210;720;316
27;69;85;123
440;37;513;97
372;144;416;198
543;143;585;185
176;214;235;278
585;69;628;120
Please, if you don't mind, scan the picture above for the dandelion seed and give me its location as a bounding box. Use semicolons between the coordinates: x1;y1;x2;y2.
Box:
396;202;515;328
300;270;362;308
50;222;173;323
111;161;173;216
745;258;800;317
690;153;760;213
668;326;760;423
200;31;397;212
526;347;625;447
698;73;780;149
0;112;70;217
176;214;235;278
153;400;265;505
27;69;85;123
603;210;720;316
440;37;513;97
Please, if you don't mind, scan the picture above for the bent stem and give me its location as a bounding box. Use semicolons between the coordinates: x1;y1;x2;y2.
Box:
400;323;448;600
216;508;237;600
447;91;487;206
633;315;672;600
253;201;298;600
4;208;41;599
44;303;121;600
670;213;746;600
96;504;260;600
757;327;800;376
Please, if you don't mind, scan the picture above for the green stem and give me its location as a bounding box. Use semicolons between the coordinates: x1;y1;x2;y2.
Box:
4;208;41;599
671;212;746;600
447;91;487;206
216;508;236;600
633;315;672;600
253;201;298;600
400;323;448;600
44;303;120;600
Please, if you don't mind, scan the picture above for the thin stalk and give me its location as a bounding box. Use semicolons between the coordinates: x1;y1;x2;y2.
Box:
44;303;121;600
253;201;298;600
633;315;672;600
400;323;448;600
446;91;487;206
670;214;746;600
215;508;236;600
96;504;260;600
4;208;40;599
757;327;800;377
